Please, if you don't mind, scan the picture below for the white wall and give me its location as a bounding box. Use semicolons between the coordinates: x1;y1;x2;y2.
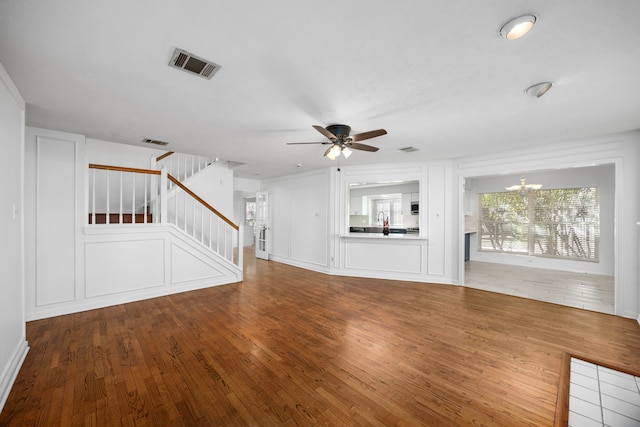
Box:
181;161;234;220
24;127;86;319
261;169;331;270
455;133;639;319
86;138;165;168
0;62;28;412
638;146;640;325
262;162;454;283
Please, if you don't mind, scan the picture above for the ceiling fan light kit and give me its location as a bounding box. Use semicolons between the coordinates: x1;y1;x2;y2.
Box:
288;124;387;160
326;144;343;160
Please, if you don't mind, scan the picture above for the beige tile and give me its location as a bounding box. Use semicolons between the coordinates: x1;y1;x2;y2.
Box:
464;261;614;314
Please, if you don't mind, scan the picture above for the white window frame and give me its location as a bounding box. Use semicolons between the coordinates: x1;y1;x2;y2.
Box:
478;187;599;262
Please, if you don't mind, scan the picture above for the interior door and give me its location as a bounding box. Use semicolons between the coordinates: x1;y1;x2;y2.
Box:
255;191;269;260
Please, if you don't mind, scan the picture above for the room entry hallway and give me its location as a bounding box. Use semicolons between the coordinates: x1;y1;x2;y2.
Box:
1;248;638;426
464;261;615;314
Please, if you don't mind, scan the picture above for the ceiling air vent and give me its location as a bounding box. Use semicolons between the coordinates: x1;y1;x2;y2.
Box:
399;146;419;153
168;48;221;80
143;138;170;146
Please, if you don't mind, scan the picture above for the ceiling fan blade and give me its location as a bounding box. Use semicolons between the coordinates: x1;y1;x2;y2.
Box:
312;125;337;142
349;142;379;152
351;129;387;142
286;142;329;145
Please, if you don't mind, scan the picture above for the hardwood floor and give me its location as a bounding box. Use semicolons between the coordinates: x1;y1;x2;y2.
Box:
2;249;639;426
465;261;615;314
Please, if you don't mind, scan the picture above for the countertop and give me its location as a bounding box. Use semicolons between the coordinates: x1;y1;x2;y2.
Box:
341;233;427;240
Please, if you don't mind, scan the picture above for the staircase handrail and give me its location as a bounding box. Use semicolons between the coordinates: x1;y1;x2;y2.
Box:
89;163;161;175
156;151;174;162
167;174;238;231
166;173;241;266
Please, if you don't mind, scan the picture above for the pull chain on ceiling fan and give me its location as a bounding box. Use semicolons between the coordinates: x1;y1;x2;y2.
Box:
287;124;387;160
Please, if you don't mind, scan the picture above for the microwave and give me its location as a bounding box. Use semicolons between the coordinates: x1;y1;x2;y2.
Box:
410;201;419;215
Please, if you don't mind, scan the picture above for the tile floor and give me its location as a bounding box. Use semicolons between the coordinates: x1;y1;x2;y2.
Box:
464;261;614;314
569;358;640;426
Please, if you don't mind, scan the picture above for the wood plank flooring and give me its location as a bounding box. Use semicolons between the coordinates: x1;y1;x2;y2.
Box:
2;249;639;426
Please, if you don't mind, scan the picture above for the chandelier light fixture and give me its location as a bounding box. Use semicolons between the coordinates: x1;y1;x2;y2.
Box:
505;178;542;197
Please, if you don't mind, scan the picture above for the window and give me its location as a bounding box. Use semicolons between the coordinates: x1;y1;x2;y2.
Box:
479;187;599;262
245;200;256;233
372;197;402;226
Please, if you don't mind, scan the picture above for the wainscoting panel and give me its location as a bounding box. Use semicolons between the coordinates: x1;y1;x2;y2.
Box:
85;239;165;298
427;165;446;276
35;136;78;306
170;242;225;284
345;240;423;274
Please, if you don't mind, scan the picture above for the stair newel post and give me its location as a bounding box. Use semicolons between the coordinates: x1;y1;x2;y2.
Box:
150;155;159;223
160;168;168;224
237;224;244;271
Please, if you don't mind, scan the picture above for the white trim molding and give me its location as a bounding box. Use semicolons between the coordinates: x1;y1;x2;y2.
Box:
0;340;29;412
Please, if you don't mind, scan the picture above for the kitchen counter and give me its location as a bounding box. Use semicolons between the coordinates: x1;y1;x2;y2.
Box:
341;233;427;240
350;226;419;234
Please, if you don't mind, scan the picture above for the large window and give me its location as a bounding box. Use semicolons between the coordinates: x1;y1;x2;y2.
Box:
372;197;402;226
245;199;256;234
479;187;599;261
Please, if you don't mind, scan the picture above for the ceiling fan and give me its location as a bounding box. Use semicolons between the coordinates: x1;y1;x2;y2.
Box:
287;124;387;160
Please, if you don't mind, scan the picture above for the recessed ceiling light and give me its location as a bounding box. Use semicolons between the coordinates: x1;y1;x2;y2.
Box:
525;82;553;98
500;15;537;40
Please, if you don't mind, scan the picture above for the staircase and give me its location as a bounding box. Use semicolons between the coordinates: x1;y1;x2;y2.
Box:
84;151;243;308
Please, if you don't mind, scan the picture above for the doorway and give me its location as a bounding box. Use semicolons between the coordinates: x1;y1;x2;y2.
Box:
255;191;269;260
460;165;616;315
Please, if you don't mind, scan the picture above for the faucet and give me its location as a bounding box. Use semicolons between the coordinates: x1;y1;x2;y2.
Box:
377;211;385;226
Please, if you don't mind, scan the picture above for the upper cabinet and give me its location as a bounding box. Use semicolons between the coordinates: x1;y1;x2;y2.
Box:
350;196;365;215
402;193;411;216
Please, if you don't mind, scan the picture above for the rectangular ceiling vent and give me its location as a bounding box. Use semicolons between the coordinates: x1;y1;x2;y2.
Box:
399;146;419;153
142;138;170;146
168;48;221;80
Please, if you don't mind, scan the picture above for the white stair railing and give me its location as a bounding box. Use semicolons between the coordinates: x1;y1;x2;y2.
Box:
155;151;216;190
88;164;161;224
87;163;242;268
167;174;242;267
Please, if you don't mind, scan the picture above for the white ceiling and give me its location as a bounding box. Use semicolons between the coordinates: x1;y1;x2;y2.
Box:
1;1;639;179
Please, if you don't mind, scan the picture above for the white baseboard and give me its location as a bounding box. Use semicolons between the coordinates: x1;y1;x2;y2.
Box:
0;340;29;412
